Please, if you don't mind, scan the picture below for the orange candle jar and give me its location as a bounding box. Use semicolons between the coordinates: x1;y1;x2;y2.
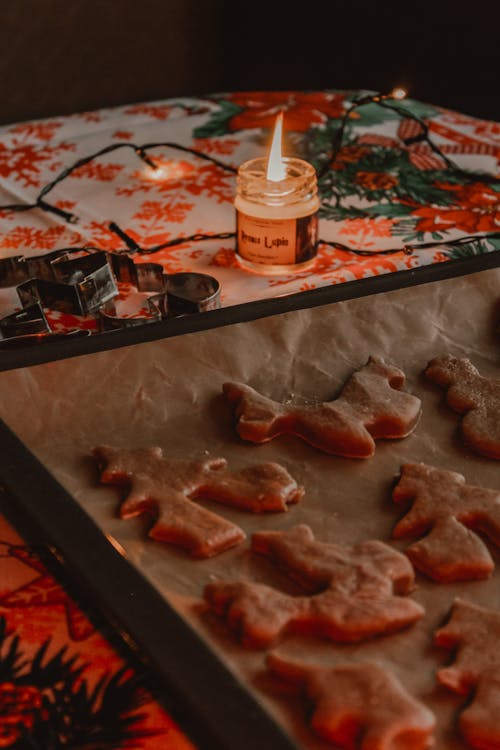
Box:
234;155;320;274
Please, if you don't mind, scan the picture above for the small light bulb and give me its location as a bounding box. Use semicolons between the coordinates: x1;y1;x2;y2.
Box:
144;164;166;181
390;86;408;101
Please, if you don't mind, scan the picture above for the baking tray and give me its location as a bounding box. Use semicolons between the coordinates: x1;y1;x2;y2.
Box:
0;263;499;749
0;248;499;372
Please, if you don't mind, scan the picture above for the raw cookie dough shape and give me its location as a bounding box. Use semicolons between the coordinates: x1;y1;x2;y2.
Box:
93;446;303;558
425;355;500;459
267;653;436;750
435;598;500;750
204;524;424;647
393;463;500;582
223;356;421;458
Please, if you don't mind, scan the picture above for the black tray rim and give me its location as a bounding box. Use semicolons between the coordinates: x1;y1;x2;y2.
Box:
1;248;500;372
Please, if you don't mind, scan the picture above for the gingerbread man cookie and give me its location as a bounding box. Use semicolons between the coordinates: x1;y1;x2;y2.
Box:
435;598;500;750
93;446;303;558
267;653;435;749
425;355;500;459
223;356;421;458
204;524;424;647
392;462;500;582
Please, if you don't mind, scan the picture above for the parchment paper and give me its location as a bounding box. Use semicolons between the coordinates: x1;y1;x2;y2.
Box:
1;267;499;748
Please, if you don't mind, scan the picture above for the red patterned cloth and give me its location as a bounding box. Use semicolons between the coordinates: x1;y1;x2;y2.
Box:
0;90;498;333
0;513;196;749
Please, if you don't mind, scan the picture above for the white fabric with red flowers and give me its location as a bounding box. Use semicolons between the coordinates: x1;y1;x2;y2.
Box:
0;91;499;333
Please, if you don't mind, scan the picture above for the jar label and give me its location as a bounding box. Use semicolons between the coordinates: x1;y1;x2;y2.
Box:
236;211;318;266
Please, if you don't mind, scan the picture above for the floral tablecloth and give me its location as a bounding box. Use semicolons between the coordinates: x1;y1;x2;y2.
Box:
0;90;499;333
0;90;499;747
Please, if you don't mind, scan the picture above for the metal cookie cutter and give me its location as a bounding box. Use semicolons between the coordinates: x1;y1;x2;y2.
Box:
0;249;73;288
0;301;92;349
0;248;97;288
0;247;117;346
16;249;118;315
0;303;50;338
100;253;221;330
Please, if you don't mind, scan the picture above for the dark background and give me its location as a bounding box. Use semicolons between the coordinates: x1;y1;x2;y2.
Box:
0;0;498;126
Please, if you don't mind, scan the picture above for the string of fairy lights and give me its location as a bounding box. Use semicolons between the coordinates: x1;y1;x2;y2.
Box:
0;141;237;224
316;88;500;184
0;89;499;261
106;221;500;260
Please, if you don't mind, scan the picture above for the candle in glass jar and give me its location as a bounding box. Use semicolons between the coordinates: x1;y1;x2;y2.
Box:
234;113;319;274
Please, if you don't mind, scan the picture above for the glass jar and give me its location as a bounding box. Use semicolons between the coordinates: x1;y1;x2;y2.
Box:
234;156;320;274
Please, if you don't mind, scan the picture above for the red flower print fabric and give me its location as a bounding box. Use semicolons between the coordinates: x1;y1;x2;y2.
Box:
0;514;196;749
0;90;498;332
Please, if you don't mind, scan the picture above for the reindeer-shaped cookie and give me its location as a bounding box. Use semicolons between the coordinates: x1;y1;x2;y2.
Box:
435;599;500;749
93;446;303;557
392;462;500;582
425;355;500;459
223;357;421;458
267;654;435;749
204;524;424;646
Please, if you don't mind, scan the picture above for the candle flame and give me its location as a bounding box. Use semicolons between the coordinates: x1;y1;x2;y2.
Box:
266;112;286;181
